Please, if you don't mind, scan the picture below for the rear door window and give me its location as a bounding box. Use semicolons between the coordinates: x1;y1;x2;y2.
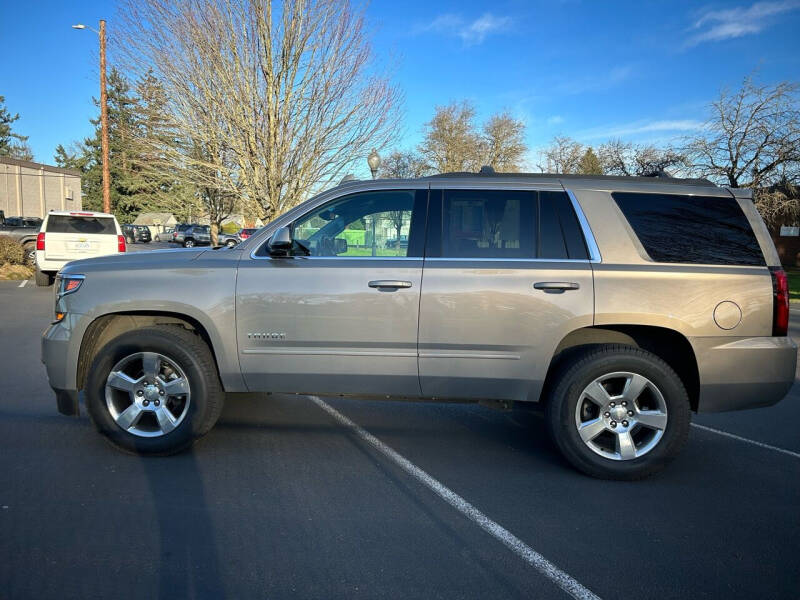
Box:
46;215;116;235
429;189;588;260
612;192;765;266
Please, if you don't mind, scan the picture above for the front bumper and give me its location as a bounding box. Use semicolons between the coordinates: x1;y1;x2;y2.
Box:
692;336;797;412
41;313;85;394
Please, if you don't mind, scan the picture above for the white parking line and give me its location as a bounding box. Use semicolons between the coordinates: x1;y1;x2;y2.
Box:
692;423;800;459
309;395;601;600
17;280;27;288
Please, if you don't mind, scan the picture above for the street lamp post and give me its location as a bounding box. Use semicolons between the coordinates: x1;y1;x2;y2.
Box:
367;149;381;179
72;21;111;215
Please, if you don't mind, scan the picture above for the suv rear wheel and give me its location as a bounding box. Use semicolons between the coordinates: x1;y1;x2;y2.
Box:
545;345;690;480
85;326;224;455
35;268;53;287
183;238;195;247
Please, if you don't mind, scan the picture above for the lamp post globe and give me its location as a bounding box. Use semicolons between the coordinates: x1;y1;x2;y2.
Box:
367;149;381;179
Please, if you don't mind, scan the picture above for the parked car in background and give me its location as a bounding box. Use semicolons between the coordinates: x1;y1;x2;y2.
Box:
238;228;258;240
154;227;174;242
42;172;796;479
122;224;152;244
217;232;240;247
181;225;211;247
170;224;194;245
4;215;43;228
0;210;41;265
35;210;125;286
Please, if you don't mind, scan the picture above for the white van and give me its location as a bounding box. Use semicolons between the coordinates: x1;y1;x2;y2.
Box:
35;211;125;286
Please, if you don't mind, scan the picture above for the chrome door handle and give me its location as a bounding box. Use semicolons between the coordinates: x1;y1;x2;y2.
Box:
369;280;412;289
533;281;580;293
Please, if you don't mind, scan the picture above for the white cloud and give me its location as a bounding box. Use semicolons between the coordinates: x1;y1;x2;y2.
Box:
546;115;565;125
577;119;704;140
416;12;512;45
687;1;800;46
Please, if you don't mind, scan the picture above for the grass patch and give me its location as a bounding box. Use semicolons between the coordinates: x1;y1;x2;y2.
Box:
786;268;800;304
0;263;33;280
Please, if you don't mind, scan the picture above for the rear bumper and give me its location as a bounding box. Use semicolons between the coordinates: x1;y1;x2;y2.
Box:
692;336;797;412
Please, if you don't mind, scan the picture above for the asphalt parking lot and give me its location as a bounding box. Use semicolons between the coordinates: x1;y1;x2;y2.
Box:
1;251;799;599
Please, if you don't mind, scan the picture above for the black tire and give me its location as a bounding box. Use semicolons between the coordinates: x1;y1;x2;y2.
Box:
22;242;36;267
545;345;690;480
35;268;53;287
85;326;224;455
183;238;195;248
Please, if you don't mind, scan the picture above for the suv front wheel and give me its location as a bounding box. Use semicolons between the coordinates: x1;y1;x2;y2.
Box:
545;345;690;480
85;326;224;455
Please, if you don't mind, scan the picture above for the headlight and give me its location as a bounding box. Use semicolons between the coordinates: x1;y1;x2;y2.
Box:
53;274;85;323
57;274;85;298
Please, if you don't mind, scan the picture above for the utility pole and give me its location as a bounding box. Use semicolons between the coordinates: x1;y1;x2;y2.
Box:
72;20;111;214
99;19;110;214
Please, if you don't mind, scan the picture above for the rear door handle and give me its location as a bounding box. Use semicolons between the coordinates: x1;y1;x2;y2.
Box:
533;281;580;293
369;280;413;289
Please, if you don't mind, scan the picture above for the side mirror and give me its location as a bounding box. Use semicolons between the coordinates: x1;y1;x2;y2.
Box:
267;226;293;256
334;237;348;255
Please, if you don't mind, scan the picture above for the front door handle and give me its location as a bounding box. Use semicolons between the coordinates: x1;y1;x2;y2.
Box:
533;281;580;293
369;280;413;289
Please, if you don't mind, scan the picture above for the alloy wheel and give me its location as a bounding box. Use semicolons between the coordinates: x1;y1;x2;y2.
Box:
104;352;191;438
574;371;668;461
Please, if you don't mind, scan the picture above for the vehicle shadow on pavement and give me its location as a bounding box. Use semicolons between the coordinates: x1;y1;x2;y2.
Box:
140;450;226;599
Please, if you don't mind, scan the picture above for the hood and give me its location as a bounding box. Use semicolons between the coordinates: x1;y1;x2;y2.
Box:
60;247;208;275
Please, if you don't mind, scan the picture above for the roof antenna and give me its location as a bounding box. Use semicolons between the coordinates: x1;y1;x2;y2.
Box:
339;174;357;185
479;165;496;175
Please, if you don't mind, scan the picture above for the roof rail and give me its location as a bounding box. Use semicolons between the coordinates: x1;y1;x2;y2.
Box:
421;171;716;187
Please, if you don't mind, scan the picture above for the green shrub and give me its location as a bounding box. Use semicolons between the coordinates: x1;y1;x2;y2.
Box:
221;222;241;234
0;237;25;265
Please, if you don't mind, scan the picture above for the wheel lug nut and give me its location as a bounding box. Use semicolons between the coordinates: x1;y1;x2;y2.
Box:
621;401;627;406
143;400;150;406
154;400;160;406
610;402;616;408
159;390;164;395
622;420;629;427
136;390;143;396
610;421;617;428
627;410;634;417
604;412;610;418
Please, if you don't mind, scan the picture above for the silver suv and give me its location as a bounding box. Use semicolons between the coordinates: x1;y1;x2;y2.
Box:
42;173;796;479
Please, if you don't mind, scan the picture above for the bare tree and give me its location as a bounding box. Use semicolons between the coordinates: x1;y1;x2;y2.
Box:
685;77;800;187
378;150;431;179
117;0;402;237
419;101;481;173
539;136;584;174
754;185;800;230
481;112;527;172
599;139;688;177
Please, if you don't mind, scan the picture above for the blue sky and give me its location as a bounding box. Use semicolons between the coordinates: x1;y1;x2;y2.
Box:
3;0;800;168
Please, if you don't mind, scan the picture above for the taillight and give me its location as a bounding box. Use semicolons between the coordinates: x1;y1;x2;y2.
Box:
770;267;789;336
36;232;45;251
118;235;127;253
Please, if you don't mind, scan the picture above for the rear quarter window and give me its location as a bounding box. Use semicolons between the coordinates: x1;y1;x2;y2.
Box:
612;192;765;266
46;215;117;235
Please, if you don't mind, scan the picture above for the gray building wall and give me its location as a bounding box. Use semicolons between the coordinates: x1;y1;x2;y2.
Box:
0;157;82;218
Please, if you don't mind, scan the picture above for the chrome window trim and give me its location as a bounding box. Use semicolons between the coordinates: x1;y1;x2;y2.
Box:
423;257;593;264
249;254;421;261
565;188;602;263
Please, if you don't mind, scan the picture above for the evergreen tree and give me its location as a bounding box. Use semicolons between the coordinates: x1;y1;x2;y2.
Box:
0;95;34;160
578;147;603;175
